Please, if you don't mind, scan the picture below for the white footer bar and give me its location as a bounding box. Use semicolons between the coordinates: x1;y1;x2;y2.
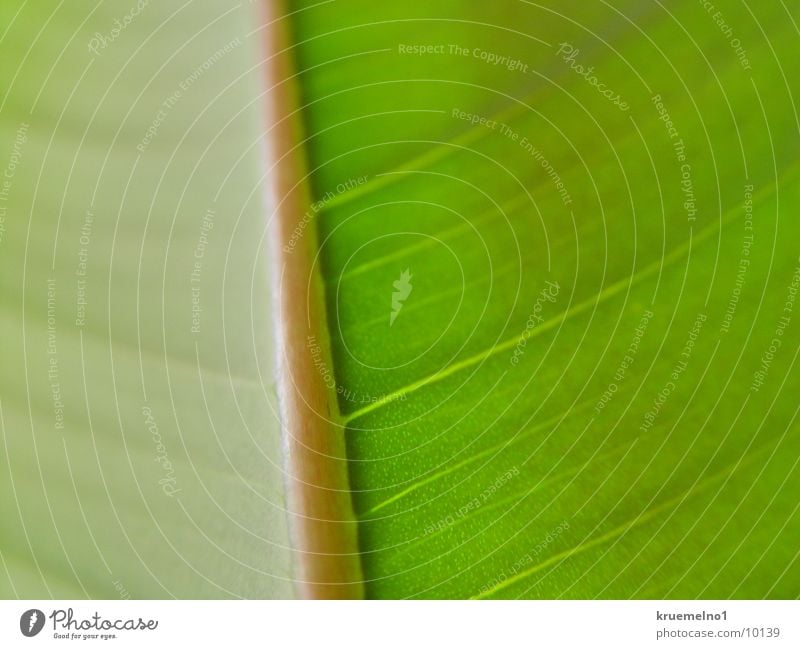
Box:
1;600;795;648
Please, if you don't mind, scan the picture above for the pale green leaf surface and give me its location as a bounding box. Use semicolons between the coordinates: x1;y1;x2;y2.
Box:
0;1;293;598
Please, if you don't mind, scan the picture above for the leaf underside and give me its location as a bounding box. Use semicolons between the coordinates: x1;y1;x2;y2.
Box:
0;2;293;598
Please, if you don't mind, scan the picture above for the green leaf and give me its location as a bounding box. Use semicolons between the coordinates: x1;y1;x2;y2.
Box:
4;0;800;601
0;2;293;597
287;0;800;598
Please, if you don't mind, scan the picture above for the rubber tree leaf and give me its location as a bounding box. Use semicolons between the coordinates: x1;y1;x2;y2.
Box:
0;1;293;598
286;0;800;598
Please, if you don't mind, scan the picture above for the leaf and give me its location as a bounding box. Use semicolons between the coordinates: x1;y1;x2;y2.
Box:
0;2;293;597
4;0;800;602
287;0;800;598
